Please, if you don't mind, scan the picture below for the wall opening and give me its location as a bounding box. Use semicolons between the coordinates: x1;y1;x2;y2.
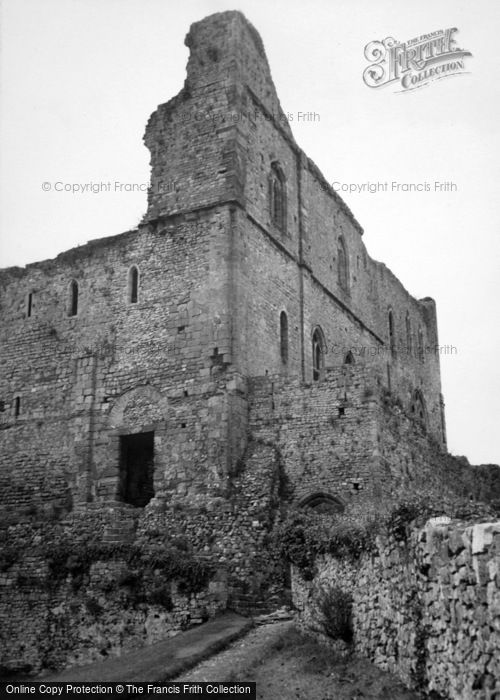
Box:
119;431;154;507
280;311;289;364
410;390;427;430
128;266;139;304
269;162;286;231
312;327;325;381
405;312;412;356
337;236;349;291
388;308;396;357
68;280;78;317
299;492;345;515
14;397;21;417
27;292;33;318
344;351;355;365
418;327;425;362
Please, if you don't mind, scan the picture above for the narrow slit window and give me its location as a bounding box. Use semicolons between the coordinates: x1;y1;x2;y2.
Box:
128;266;139;304
337;237;349;291
280;311;289;364
68;280;78;317
418;328;425;361
405;313;412;356
312;328;325;381
14;397;21;417
27;293;33;318
388;309;396;357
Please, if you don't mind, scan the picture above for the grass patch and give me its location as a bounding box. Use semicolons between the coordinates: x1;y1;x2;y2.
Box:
223;625;345;682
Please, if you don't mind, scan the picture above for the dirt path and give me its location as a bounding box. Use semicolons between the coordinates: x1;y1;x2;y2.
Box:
175;621;421;699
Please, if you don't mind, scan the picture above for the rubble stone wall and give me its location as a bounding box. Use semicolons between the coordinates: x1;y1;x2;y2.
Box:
0;439;284;675
292;519;500;699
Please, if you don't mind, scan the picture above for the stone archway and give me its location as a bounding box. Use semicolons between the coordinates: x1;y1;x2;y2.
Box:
299;492;345;515
98;384;170;504
108;384;169;430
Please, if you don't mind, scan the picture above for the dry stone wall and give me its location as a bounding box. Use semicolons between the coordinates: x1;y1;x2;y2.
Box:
292;519;500;699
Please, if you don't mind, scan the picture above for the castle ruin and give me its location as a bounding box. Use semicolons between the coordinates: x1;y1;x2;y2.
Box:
0;11;490;679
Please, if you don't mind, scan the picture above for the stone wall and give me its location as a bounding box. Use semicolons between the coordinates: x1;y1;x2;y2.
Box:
248;365;473;508
0;10;447;518
249;367;380;505
0;7;473;681
0;439;285;675
142;9;445;444
0;207;241;512
292;519;500;699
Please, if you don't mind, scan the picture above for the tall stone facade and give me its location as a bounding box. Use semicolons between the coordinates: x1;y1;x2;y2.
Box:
0;11;463;674
0;11;445;513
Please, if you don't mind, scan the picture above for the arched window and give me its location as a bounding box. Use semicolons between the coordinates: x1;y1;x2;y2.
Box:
68;280;78;317
405;312;412;357
410;389;427;428
388;308;396;357
337;237;349;290
269;163;286;231
418;327;424;361
312;327;325;381
344;351;355;365
128;266;139;304
280;311;289;364
299;492;345;515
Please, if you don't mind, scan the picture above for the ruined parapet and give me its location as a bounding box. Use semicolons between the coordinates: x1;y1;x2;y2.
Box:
144;11;293;222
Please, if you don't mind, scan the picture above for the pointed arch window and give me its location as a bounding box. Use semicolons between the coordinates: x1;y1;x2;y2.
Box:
68;280;78;317
128;266;139;304
280;311;289;364
299;492;345;515
312;327;325;381
344;351;355;365
269;163;286;231
410;389;427;428
337;237;349;291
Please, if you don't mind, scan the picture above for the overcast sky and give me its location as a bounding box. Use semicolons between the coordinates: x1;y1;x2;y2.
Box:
1;0;499;464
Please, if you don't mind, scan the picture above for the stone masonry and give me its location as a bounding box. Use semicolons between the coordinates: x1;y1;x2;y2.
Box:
0;10;487;675
292;519;500;699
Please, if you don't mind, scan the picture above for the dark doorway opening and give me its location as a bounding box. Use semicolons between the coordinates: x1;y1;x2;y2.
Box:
119;431;155;507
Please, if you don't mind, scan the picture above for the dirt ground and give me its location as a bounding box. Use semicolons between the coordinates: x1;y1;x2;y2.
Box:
175;621;421;700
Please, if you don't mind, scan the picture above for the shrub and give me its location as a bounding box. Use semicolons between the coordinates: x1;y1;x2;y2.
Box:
141;545;214;595
316;584;353;643
276;509;379;578
386;496;434;541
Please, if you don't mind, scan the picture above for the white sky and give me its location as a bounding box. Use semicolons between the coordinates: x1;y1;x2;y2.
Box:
1;0;499;464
